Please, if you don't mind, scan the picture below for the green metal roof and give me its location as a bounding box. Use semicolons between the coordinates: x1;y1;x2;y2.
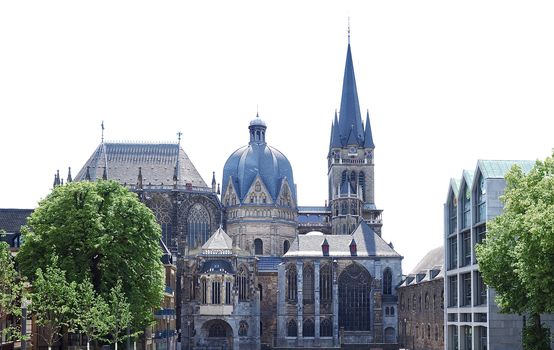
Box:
477;160;536;179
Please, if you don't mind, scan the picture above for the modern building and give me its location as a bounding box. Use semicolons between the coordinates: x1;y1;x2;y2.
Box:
397;246;444;350
444;160;554;350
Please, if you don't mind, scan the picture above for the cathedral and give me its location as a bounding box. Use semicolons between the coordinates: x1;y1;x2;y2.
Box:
71;39;402;350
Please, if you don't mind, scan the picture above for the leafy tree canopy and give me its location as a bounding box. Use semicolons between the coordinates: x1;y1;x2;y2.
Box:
476;155;554;349
18;180;164;330
0;241;26;343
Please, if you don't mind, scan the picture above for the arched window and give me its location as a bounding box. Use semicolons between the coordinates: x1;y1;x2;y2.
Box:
385;307;389;316
427;324;431;339
238;321;248;337
187;203;211;249
351;201;357;215
283;240;290;254
237;266;249;301
358;172;366;201
384;327;396;343
254;238;263;255
303;319;315;337
383;268;392;295
320;264;332;303
286;265;297;302
209;322;227;337
258;284;263;301
341;170;347;187
434;324;439;341
350;171;357;193
412;295;416;310
390;306;395;316
303;264;314;304
211;280;221;304
341;202;347;215
320;318;332;337
418;295;422;311
287;319;297;337
425;293;430;309
339;264;371;331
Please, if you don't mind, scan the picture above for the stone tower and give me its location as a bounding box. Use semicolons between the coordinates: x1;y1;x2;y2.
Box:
328;43;383;235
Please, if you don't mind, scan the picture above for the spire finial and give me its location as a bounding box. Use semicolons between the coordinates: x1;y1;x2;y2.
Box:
177;131;182;145
348;17;351;44
101;121;105;143
256;105;259;118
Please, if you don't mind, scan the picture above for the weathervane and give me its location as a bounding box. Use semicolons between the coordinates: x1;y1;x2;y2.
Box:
101;120;105;143
177;131;183;145
348;17;351;44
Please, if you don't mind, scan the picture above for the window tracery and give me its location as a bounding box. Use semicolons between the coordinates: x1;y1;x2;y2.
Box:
187;203;210;249
237;266;249;301
303;264;314;304
320;264;332;302
338;264;371;331
320;318;332;337
286;265;297;302
287;319;297;337
383;268;392;295
303;319;315;337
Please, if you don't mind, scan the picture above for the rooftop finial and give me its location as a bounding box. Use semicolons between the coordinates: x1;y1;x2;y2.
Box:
348;17;351;44
177;131;183;145
101;120;105;143
256;104;259;118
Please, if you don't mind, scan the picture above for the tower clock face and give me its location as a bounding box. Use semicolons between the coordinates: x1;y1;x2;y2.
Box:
349;147;357;155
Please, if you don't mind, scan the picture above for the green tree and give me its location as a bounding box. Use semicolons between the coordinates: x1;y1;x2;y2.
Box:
30;259;78;350
104;280;136;350
75;279;110;350
17;180;164;330
476;155;554;350
0;241;26;345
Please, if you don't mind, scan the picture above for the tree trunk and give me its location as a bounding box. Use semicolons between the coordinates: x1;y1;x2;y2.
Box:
115;342;118;350
87;341;90;350
523;313;551;350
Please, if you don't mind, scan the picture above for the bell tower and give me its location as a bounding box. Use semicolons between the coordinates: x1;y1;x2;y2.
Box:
328;42;383;235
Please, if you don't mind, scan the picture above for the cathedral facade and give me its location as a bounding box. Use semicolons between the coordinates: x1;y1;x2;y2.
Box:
70;38;402;350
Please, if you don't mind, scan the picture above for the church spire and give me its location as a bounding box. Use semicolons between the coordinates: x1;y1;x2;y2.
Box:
329;110;341;151
338;41;364;147
364;110;374;148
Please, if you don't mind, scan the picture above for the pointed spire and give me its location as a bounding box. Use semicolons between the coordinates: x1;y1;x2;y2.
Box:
329;110;342;151
211;171;217;192
338;42;364;147
53;171;60;188
364;110;374;148
217;183;221;195
67;167;72;183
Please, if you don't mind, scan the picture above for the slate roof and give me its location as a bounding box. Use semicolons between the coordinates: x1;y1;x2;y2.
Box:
74;142;207;187
199;259;235;274
400;246;444;287
0;209;33;233
258;256;282;272
477;159;535;179
284;221;401;258
222;120;296;202
202;227;233;251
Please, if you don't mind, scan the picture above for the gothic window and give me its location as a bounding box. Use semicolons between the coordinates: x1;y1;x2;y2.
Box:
208;322;227;337
350;171;357;193
201;278;207;304
358;172;366;201
239;321;248;337
150;197;172;244
341;202;347;215
382;268;392;295
303;319;315;337
476;173;486;223
225;281;231;304
390;306;395;316
350;201;357;215
211;281;221;304
320;264;332;303
339;264;372;331
237;266;249;301
341;170;347;187
412;294;416;310
283;240;290;254
254;238;263;255
187;203;211;249
286;265;297;302
320;318;332;337
287;319;297;337
448;191;457;234
303;264;314;304
427;324;431;339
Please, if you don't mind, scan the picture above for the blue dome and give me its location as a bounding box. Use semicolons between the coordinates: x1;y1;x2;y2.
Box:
222;120;295;202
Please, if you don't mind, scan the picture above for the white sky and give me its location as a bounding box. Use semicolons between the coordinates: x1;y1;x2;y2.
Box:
1;1;553;273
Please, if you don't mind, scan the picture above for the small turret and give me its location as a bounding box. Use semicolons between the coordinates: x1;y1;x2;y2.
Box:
211;171;217;193
67;167;72;183
137;167;143;190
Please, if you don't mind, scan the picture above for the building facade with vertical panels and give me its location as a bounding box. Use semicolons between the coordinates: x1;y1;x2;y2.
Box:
444;160;554;350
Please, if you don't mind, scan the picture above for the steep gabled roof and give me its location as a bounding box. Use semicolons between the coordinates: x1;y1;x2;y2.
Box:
74;142;207;187
477;159;535;179
285;221;401;258
0;209;33;233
